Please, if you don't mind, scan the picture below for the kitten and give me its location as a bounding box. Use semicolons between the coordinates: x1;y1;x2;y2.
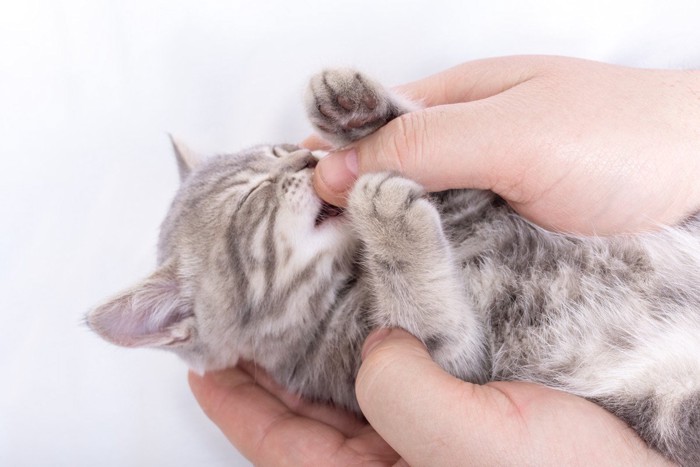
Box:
87;68;700;465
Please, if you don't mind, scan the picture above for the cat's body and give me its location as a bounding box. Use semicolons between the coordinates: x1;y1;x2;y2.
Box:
88;69;700;465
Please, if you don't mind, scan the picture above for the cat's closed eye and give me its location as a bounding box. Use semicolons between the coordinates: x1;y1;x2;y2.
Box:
87;68;700;466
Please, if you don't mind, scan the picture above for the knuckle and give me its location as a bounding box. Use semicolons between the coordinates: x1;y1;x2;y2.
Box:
375;111;430;178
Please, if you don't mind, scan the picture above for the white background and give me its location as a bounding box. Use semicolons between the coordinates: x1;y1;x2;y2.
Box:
1;1;699;465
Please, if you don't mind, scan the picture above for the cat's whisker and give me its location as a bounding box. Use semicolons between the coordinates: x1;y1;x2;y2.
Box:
85;68;700;466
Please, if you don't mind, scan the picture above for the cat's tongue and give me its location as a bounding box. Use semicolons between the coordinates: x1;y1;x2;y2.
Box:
315;201;344;227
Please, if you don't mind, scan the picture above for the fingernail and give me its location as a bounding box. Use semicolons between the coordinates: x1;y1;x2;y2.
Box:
316;149;358;194
361;328;392;361
344;149;358;176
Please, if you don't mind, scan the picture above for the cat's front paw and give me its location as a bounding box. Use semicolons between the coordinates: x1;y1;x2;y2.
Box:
305;69;397;146
351;172;423;218
349;173;441;246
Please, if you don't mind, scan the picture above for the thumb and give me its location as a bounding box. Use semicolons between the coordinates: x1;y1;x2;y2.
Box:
356;329;507;466
312;98;529;207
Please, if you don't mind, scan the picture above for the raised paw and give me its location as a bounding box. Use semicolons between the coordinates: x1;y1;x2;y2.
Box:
305;69;403;146
348;173;442;246
351;172;423;219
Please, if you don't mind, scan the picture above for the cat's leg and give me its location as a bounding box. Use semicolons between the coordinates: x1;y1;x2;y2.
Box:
577;321;700;465
305;68;419;147
348;172;489;383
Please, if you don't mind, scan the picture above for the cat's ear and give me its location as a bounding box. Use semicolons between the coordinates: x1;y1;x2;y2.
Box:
169;134;200;182
86;264;195;348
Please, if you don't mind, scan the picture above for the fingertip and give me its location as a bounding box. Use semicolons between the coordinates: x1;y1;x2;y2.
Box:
300;134;333;150
312;172;348;207
188;371;220;418
313;150;357;207
187;369;212;396
187;369;202;385
188;368;253;412
356;329;441;407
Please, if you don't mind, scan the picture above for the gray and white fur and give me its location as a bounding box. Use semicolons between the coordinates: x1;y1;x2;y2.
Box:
87;68;700;465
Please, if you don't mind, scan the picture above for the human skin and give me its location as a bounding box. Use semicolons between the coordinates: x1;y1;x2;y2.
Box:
188;329;673;466
188;56;700;464
311;56;700;235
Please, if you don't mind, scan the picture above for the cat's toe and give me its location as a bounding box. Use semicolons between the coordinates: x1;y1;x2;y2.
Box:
349;173;426;222
323;69;381;108
372;175;426;220
305;69;391;145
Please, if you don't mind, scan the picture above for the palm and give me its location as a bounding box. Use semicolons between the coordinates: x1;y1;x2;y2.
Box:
189;363;401;466
189;363;670;466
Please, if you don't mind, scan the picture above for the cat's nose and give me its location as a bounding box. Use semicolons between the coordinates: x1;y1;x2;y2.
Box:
285;149;318;172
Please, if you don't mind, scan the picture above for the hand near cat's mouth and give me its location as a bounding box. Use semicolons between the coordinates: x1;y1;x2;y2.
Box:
314;201;344;227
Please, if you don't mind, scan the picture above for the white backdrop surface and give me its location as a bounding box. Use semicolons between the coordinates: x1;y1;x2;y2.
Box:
1;1;699;466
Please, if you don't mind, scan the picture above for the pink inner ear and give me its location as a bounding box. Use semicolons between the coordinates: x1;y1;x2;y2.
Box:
87;270;194;348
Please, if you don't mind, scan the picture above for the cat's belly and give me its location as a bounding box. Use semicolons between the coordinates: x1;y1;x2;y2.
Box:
482;285;700;401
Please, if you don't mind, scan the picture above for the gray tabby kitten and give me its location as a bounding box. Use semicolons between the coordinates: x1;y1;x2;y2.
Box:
87;69;700;465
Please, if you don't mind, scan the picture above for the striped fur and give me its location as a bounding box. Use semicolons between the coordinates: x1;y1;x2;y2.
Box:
87;69;700;465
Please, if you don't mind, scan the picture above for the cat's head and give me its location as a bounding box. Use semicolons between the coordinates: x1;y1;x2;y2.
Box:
86;139;355;371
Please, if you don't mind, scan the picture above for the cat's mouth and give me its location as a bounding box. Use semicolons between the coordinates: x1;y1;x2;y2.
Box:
315;201;344;227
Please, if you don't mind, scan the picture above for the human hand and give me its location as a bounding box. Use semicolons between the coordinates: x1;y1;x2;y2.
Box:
189;329;673;466
354;329;672;466
309;56;700;235
188;361;401;466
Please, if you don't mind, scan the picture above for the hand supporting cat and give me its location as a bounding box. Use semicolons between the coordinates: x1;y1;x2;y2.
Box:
88;66;700;466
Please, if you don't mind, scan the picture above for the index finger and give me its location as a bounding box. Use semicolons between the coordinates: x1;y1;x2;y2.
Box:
394;55;551;106
300;134;333;151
